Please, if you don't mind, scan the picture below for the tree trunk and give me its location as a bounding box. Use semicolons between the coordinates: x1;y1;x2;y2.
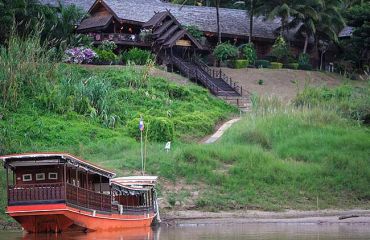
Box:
303;34;308;54
216;0;221;43
248;0;254;43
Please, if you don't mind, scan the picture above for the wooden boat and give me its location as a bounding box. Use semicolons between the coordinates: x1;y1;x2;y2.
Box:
1;153;160;233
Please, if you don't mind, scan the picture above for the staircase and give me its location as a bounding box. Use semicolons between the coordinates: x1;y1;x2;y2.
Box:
169;56;251;112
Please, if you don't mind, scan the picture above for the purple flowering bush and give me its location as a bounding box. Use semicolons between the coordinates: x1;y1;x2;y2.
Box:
63;47;97;64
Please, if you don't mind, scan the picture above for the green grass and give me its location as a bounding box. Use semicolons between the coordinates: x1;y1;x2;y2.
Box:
0;32;369;220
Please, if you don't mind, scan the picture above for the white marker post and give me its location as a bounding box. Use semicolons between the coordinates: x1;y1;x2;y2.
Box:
139;116;145;175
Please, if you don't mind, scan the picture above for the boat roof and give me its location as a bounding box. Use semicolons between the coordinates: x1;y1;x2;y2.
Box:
1;152;116;179
110;176;158;191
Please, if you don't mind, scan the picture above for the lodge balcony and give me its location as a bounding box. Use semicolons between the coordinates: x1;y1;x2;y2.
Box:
93;33;151;47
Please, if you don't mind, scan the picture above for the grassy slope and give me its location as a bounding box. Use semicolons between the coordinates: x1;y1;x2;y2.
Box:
1;66;369;219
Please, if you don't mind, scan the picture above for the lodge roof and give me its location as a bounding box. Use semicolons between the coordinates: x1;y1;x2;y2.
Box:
41;0;281;39
77;14;113;31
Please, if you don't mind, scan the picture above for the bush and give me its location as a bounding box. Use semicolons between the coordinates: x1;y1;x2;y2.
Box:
94;49;119;64
98;40;117;51
184;25;203;41
298;63;313;70
122;48;154;65
213;42;239;62
228;59;249;69
270;62;283;69
270;36;289;62
286;63;299;69
258;79;264;85
127;117;174;142
255;60;271;68
63;47;97;64
241;43;256;65
298;53;310;65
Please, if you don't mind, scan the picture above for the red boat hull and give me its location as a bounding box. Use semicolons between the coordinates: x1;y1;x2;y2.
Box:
7;204;156;233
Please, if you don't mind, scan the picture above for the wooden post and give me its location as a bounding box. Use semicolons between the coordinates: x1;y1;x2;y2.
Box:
76;166;79;205
100;175;103;211
6;166;9;205
63;163;67;201
240;86;243;96
86;171;89;208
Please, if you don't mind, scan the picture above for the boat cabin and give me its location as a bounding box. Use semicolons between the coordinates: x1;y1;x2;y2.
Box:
1;153;159;232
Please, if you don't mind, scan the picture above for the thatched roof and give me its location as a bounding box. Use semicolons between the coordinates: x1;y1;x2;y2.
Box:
41;0;280;39
77;14;113;31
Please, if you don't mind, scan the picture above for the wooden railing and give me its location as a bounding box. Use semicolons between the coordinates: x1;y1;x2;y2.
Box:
66;183;111;212
171;56;221;95
193;58;243;96
93;33;147;44
8;183;112;212
8;183;64;205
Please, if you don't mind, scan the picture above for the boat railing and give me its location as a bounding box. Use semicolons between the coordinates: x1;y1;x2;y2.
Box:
7;182;64;205
66;183;111;212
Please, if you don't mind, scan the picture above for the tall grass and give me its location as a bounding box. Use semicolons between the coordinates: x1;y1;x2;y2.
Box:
0;27;58;109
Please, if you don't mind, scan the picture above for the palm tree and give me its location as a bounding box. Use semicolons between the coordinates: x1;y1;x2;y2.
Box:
234;0;262;44
287;0;320;53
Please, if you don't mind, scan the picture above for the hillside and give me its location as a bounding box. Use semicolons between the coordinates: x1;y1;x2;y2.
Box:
1;35;370;221
218;68;366;102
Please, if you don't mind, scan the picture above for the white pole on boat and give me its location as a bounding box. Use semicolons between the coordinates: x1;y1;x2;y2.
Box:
139;116;145;175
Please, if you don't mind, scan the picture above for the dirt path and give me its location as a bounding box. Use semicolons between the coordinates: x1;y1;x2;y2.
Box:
202;117;240;144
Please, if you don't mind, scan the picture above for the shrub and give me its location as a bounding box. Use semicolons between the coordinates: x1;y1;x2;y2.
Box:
298;53;310;65
122;48;154;65
213;42;239;62
241;43;256;65
258;79;264;85
127;117;174;142
270;62;283;69
98;40;117;51
94;49;119;64
255;60;271;68
270;36;289;62
228;59;249;69
184;25;203;41
298;63;313;70
64;47;97;64
286;63;299;69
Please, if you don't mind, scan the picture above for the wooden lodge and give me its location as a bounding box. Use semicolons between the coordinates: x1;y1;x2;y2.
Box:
2;153;159;233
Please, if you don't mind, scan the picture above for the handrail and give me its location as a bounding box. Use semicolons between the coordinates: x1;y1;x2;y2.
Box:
193;57;243;96
94;33;146;43
171;56;220;95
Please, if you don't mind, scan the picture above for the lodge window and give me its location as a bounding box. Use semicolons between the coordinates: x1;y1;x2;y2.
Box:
48;172;58;180
36;173;45;181
22;174;32;182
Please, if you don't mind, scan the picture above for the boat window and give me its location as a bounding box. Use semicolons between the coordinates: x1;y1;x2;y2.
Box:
22;174;32;182
36;173;45;181
48;172;58;180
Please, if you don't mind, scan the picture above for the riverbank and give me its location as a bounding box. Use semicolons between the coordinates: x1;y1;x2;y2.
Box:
161;209;370;226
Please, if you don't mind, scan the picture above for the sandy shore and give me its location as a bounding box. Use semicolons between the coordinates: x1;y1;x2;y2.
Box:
161;209;370;226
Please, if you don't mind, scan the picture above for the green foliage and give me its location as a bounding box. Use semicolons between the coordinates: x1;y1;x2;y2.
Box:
127;117;174;142
255;59;271;68
213;42;239;62
298;63;313;70
94;49;119;64
0;28;58;110
286;63;299;69
228;59;249;69
270;36;289;62
184;25;203;41
294;84;370;123
98;40;117;51
298;53;310;65
258;79;264;85
270;62;283;69
122;48;154;65
241;43;256;64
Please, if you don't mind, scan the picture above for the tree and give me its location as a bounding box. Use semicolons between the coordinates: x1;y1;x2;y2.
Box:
234;0;262;44
343;2;370;68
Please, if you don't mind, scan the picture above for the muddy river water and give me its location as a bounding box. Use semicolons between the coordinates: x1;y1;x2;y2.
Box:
1;223;370;239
